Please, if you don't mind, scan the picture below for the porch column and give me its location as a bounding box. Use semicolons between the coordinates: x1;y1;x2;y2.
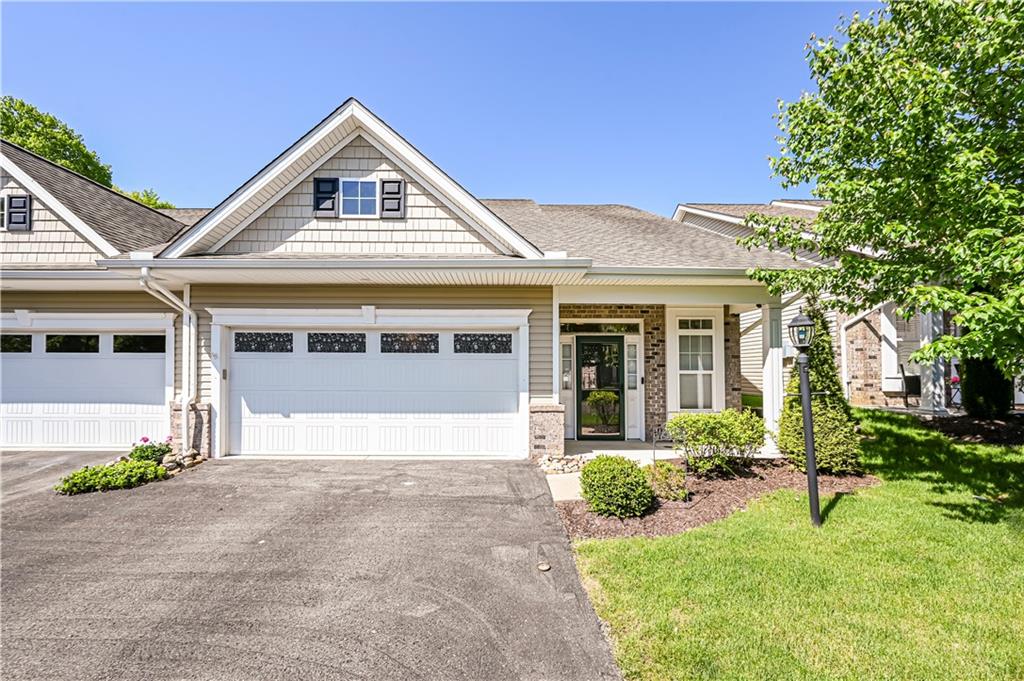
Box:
919;311;947;414
761;304;783;455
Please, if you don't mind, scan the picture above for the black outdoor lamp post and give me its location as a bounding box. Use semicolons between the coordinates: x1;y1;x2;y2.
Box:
788;310;822;527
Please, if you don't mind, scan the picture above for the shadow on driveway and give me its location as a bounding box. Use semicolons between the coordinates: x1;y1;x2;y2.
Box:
1;454;620;681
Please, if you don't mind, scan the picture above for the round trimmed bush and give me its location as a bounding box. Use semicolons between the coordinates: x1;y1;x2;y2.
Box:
580;455;654;518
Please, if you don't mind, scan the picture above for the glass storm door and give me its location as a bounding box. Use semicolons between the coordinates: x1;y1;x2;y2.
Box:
576;336;624;440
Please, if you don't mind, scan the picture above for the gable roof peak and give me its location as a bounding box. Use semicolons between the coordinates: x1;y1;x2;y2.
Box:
159;98;542;259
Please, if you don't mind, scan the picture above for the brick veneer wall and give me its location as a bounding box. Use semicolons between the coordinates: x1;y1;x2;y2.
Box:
559;304;666;439
838;310;921;408
725;313;742;410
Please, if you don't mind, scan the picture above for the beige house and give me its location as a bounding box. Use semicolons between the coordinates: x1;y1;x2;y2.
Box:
1;99;801;459
673;201;954;413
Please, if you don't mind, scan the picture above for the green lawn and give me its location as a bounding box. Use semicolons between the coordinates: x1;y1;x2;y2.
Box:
576;410;1024;680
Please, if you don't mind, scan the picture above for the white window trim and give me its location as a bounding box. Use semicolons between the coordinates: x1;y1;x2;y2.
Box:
207;307;531;459
666;306;726;414
336;177;379;219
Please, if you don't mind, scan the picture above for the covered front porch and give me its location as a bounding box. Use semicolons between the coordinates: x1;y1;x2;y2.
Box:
535;284;785;459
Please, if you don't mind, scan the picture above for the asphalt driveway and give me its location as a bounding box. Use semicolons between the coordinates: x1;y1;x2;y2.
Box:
1;452;619;681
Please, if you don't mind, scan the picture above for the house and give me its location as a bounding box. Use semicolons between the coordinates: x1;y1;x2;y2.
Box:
1;99;803;459
673;200;956;413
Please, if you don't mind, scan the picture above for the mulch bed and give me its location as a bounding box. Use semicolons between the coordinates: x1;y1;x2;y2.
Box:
919;411;1024;446
557;460;879;540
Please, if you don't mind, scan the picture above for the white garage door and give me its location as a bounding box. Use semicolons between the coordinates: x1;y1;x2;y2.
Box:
1;332;170;449
228;329;522;457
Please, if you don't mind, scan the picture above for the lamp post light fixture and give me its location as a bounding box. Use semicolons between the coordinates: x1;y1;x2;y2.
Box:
788;310;822;527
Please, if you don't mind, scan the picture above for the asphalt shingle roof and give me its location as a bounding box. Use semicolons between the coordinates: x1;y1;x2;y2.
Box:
483;200;803;269
157;208;211;227
1;140;186;253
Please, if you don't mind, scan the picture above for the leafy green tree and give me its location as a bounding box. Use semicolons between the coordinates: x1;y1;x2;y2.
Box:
777;302;862;474
117;187;175;209
1;96;175;208
741;1;1024;383
1;96;113;186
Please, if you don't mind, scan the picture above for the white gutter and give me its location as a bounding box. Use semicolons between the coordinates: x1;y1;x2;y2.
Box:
840;303;884;399
139;267;197;456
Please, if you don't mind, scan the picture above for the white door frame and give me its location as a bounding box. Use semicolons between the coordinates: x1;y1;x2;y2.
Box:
0;310;176;449
207;307;532;458
558;318;645;441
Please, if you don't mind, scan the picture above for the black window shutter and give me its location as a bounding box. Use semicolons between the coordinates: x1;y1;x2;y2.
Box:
6;195;31;231
380;179;405;219
313;178;339;218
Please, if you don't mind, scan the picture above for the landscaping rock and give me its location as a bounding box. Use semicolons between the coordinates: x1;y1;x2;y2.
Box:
161;454;178;465
538;454;585;475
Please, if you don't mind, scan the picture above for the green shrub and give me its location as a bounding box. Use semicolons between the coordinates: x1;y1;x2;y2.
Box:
128;436;173;463
644;460;688;501
665;408;765;476
777;302;863;474
580;455;654;518
960;358;1013;418
584;390;620;427
55;460;166;495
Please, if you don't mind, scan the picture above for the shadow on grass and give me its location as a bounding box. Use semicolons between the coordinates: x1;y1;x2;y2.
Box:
821;491;849;523
858;409;1024;525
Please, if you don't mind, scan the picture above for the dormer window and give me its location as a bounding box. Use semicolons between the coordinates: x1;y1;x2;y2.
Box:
341;180;377;217
5;195;32;231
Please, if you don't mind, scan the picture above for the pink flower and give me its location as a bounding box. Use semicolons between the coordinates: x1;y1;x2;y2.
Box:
951;375;960;384
165;435;173;442
140;436;150;443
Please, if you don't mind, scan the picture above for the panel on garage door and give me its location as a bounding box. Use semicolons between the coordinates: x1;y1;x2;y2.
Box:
228;329;522;457
0;332;169;449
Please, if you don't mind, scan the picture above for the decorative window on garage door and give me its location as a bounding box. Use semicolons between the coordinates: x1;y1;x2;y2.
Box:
234;332;293;353
381;333;439;353
308;332;366;353
454;333;512;354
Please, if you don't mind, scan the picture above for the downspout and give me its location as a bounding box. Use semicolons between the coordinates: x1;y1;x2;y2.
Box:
139;267;197;456
840;303;884;400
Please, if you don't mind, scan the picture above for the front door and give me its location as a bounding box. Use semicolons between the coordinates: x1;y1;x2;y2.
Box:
576;336;624;440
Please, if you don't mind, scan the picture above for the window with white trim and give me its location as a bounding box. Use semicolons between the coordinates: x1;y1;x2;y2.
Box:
341;180;377;217
677;318;714;409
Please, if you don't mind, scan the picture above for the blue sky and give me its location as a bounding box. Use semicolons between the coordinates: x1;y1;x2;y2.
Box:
2;2;871;214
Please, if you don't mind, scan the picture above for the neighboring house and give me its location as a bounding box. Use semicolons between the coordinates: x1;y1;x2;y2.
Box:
673;201;956;413
1;99;805;459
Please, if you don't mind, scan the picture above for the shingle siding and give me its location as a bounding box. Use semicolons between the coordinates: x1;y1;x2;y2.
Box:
218;136;500;257
0;172;102;265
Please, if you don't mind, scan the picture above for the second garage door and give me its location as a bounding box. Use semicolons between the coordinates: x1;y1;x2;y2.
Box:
228;329;522;457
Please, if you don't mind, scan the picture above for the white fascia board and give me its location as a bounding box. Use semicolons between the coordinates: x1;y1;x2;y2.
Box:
0;269;134;280
98;257;591;270
770;200;823;213
674;205;748;226
0;157;120;257
1;310;175;332
353;106;543;258
206;129;363;253
162;100;544;260
161;105;361;259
